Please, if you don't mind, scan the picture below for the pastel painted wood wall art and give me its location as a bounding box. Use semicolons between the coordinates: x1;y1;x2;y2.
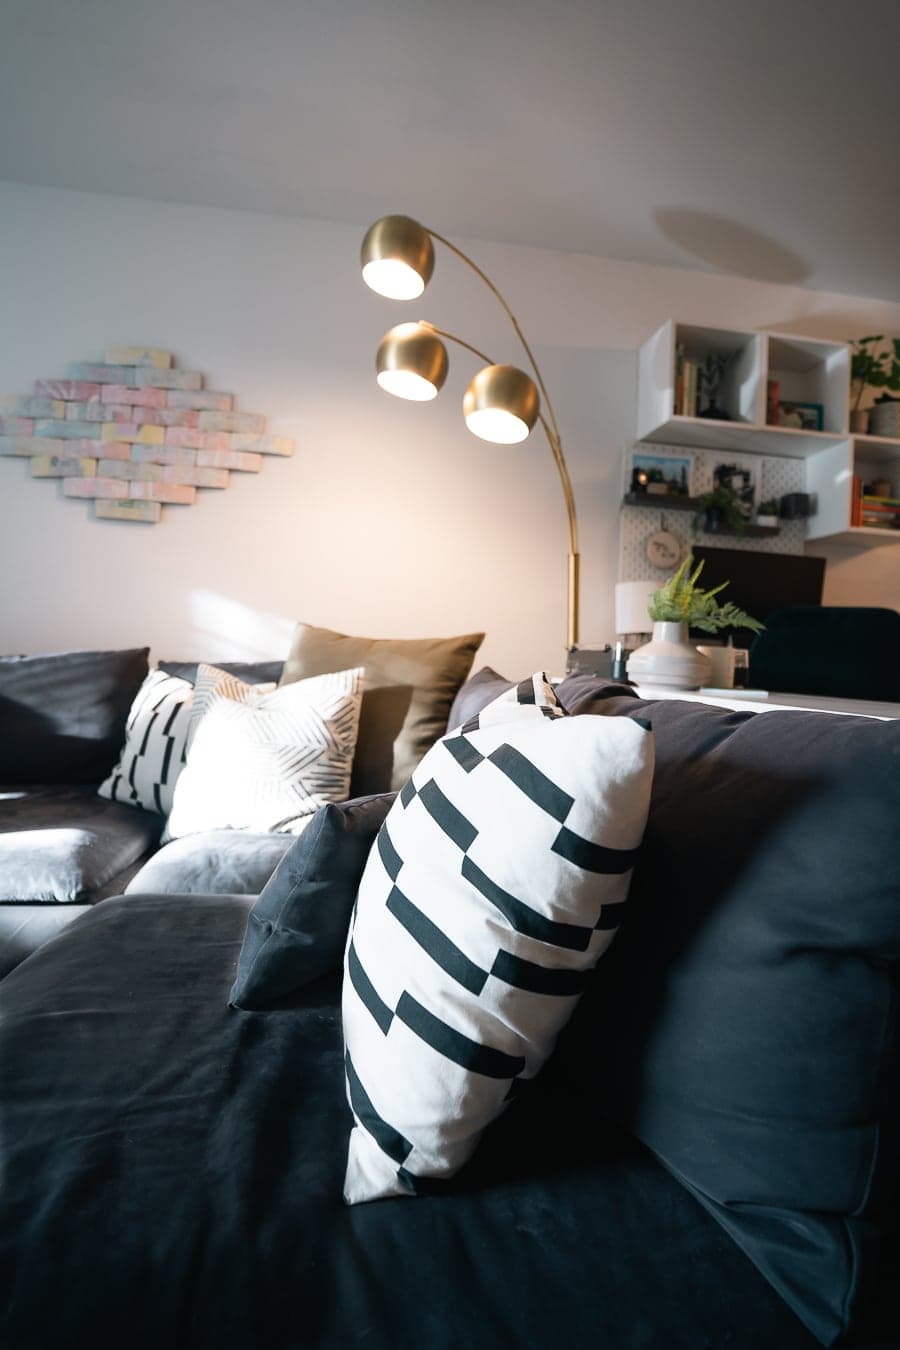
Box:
0;347;294;523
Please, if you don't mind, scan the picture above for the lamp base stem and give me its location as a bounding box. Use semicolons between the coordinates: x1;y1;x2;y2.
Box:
567;551;580;651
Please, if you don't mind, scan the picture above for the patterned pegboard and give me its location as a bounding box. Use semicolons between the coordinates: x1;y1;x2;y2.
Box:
619;441;807;582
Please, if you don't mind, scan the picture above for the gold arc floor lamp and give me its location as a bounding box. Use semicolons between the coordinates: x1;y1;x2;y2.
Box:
360;214;581;651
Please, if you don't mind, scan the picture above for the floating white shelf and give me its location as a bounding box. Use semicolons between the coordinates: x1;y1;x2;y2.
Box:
633;321;900;550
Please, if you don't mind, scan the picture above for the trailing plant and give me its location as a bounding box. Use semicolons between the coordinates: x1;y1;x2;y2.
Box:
692;483;746;535
850;335;900;410
648;555;764;635
697;351;727;404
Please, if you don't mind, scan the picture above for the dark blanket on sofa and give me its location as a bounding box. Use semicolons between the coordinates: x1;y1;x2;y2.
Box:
0;894;821;1350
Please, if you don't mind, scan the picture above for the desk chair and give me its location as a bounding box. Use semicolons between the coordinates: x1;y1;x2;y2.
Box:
749;606;900;703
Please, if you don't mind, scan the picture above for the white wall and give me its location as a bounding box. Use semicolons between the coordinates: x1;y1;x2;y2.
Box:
2;181;900;676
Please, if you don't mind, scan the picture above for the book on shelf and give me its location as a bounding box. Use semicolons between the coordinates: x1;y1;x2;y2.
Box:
851;474;862;527
766;379;780;426
674;343;685;416
673;347;700;417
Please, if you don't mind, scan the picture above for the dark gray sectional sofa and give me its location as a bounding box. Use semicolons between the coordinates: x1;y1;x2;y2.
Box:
2;661;898;1349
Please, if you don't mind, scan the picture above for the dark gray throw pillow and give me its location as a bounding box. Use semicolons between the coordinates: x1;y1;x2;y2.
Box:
0;648;150;785
446;666;513;729
229;792;396;1009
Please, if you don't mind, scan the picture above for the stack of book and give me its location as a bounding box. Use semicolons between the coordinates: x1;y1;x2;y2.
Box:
850;476;900;529
673;345;698;417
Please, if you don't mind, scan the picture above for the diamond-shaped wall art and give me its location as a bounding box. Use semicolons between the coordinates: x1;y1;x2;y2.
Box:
0;346;294;523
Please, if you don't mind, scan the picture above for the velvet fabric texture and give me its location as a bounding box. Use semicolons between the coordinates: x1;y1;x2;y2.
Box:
230;792;395;1008
126;829;294;896
748;605;900;701
280;623;484;795
0;647;149;784
0;783;162;902
567;695;900;1346
0;892;833;1350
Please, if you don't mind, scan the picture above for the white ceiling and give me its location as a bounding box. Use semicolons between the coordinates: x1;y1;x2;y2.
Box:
2;0;899;300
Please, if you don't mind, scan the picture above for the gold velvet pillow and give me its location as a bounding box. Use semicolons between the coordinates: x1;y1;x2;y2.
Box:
280;623;484;795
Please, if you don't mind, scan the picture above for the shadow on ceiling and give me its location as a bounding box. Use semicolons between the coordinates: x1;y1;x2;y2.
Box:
655;209;811;286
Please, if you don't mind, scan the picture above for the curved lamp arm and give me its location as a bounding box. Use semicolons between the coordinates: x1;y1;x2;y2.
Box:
362;215;581;649
423;321;580;649
424;322;578;559
424;230;564;449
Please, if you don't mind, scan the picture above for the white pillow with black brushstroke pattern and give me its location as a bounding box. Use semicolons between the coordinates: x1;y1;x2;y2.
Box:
97;668;196;817
342;672;654;1204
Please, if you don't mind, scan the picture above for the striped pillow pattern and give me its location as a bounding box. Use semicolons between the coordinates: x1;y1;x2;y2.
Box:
342;673;654;1205
97;668;194;816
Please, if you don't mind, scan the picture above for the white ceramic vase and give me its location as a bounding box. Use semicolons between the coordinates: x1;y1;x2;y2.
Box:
626;621;712;691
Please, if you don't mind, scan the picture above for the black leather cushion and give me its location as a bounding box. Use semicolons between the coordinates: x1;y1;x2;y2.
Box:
0;648;149;784
566;695;900;1346
0;784;162;902
157;659;284;686
230;793;395;1009
749;605;900;701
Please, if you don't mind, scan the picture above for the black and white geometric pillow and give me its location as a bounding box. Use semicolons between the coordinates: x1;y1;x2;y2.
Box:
342;673;654;1205
166;665;365;838
97;668;195;816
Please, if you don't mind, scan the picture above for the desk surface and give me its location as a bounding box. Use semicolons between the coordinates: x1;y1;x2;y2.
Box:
631;685;900;720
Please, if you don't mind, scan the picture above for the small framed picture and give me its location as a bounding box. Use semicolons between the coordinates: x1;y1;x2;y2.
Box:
777;401;824;432
627;449;694;498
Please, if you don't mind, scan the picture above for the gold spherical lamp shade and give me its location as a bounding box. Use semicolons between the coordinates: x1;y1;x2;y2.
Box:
463;364;540;444
361;215;435;300
376;323;449;402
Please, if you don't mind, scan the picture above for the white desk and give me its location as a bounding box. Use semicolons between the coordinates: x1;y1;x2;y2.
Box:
631;686;900;721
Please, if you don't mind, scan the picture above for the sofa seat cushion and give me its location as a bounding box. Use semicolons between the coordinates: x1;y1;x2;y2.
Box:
125;830;294;896
0;892;830;1350
0;784;162;902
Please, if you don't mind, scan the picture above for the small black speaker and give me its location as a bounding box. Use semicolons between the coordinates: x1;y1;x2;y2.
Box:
778;492;813;519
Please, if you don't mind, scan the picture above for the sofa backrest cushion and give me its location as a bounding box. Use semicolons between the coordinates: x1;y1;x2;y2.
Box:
565;693;900;1347
0;648;150;785
229;792;396;1009
157;660;284;686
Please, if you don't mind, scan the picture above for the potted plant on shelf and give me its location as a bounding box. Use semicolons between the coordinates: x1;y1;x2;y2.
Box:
696;351;732;421
692;484;746;535
755;498;779;528
626;555;764;690
849;335;900;434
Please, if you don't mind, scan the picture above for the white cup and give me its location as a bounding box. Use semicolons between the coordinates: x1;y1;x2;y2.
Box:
696;644;735;689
